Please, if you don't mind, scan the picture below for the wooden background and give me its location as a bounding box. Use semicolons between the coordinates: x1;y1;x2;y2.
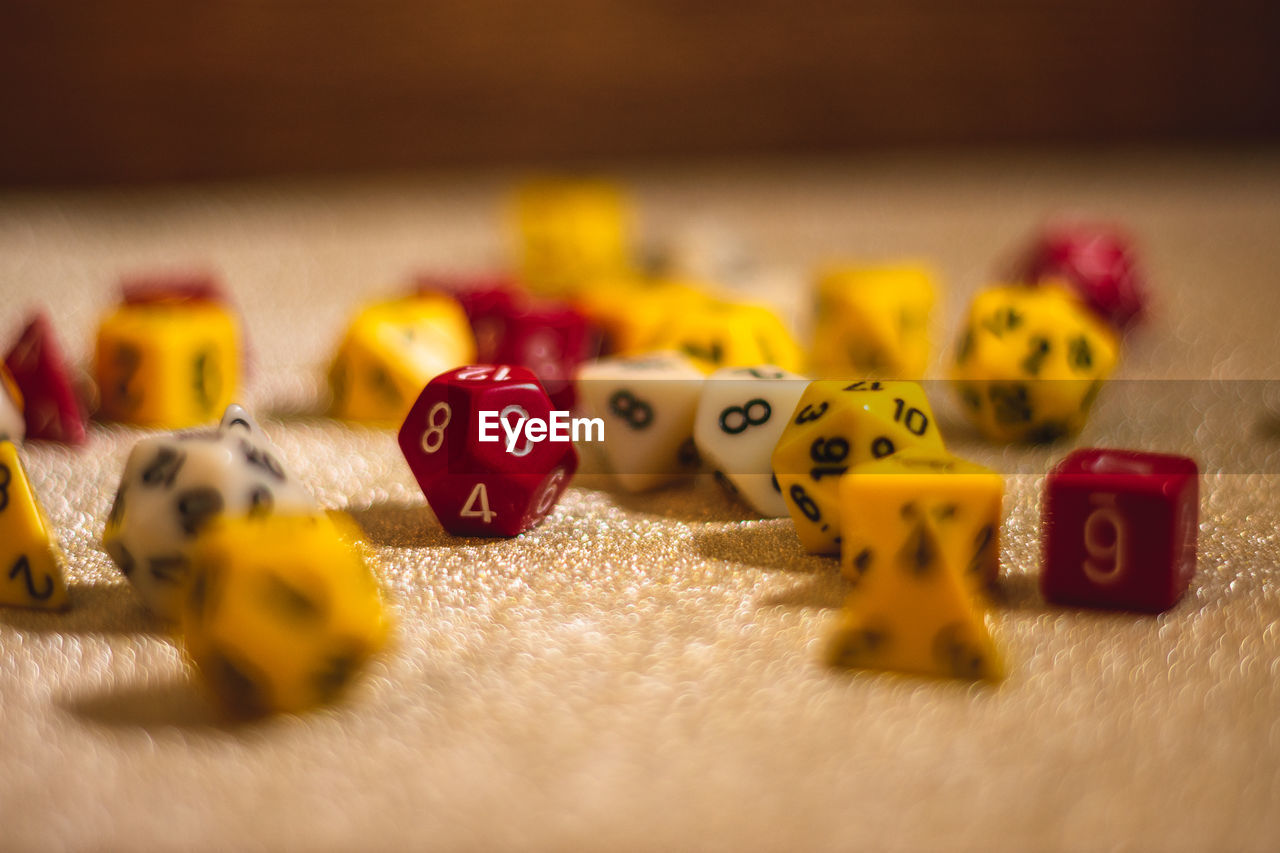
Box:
2;1;1278;185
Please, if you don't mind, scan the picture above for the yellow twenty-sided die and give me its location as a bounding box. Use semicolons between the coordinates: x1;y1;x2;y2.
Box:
95;301;239;429
0;440;69;610
952;283;1119;443
512;178;633;297
811;263;936;379
648;298;805;374
771;379;944;555
180;512;391;717
838;448;1003;596
328;293;476;426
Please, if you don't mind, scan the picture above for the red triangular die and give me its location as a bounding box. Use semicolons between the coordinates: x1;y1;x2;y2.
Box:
4;312;87;445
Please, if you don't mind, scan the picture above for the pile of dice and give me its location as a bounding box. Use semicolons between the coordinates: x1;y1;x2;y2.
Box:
0;177;1196;711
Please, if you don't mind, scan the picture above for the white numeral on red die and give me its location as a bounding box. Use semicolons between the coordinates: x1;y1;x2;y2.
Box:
421;402;452;453
455;365;511;382
533;468;565;517
460;482;495;523
500;403;533;457
1083;492;1125;584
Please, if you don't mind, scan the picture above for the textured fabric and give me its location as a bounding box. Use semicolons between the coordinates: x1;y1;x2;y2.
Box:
2;152;1279;851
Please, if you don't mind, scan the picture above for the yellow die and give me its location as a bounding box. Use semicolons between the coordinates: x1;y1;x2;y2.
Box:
0;441;69;610
838;448;1003;596
575;278;717;355
96;302;239;428
0;364;24;442
180;513;390;717
952;283;1119;443
812;263;936;379
825;553;1003;682
512;179;633;297
771;380;944;554
648;299;805;374
328;294;476;426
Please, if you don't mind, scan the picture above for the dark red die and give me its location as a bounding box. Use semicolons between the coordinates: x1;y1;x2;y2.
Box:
3;312;87;444
494;302;598;410
397;364;578;537
1014;224;1148;332
1042;448;1199;612
121;270;228;305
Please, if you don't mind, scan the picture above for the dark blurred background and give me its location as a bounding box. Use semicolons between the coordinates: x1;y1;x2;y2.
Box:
3;1;1278;186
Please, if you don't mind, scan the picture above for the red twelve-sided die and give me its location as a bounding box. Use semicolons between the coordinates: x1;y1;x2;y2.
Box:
398;365;578;537
1015;224;1148;332
1042;448;1199;612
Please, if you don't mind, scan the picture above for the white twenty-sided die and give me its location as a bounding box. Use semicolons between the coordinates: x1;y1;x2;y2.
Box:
103;404;316;619
693;365;810;517
576;352;705;492
0;368;24;443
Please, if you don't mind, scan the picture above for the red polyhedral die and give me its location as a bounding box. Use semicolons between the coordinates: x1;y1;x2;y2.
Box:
413;272;522;363
1014;224;1148;332
1041;448;1199;612
121;270;229;306
3;312;87;444
492;302;597;411
397;364;578;537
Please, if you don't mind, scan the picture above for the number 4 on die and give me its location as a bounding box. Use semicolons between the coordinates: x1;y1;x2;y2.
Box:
1041;448;1199;612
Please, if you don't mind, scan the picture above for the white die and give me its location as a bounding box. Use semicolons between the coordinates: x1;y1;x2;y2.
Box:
576;352;705;492
103;404;315;619
0;371;24;443
693;365;810;516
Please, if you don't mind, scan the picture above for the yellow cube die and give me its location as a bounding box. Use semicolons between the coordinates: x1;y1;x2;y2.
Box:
771;380;944;554
838;449;1003;595
513;179;633;297
812;263;936;379
952;283;1119;443
0;441;69;610
181;513;390;717
649;299;804;374
96;302;239;428
328;294;476;426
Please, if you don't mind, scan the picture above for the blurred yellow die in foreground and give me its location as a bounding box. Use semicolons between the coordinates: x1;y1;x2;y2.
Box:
513;179;633;297
811;263;936;379
838;448;1003;594
328;294;475;426
0;440;69;610
952;283;1119;443
648;298;804;374
771;379;944;555
181;513;390;717
96;301;239;429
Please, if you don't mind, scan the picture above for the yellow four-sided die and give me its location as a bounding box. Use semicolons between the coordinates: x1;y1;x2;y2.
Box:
180;512;390;717
812;263;936;379
512;179;633;297
0;441;69;610
328;293;476;426
952;283;1119;443
771;380;944;554
95;302;240;429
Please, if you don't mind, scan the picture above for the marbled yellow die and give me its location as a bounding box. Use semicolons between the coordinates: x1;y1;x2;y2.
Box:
180;513;390;717
328;294;475;426
771;380;944;554
811;263;936;379
512;179;633;297
648;299;804;374
574;279;717;356
96;301;239;428
838;448;1003;595
0;441;69;610
952;283;1119;443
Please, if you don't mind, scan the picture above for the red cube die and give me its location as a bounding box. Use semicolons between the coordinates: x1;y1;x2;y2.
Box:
1042;448;1199;612
121;270;229;306
1014;224;1148;332
397;364;578;537
3;311;87;444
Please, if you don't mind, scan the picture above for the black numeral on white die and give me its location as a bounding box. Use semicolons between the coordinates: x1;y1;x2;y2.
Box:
718;398;771;435
142;447;186;488
609;390;653;430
